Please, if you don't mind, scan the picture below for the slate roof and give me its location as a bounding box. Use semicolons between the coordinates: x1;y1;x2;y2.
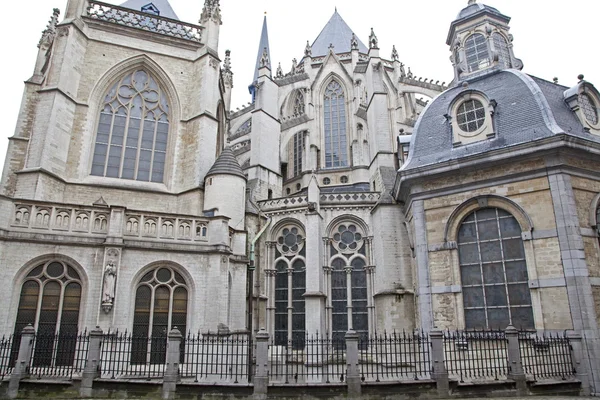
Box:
455;2;503;20
206;147;247;180
310;10;368;57
120;0;179;20
402;69;596;170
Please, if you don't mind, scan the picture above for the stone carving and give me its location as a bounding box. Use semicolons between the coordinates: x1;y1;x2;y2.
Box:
259;47;270;69
200;0;222;24
222;49;233;87
391;45;399;61
39;8;60;49
102;261;117;312
276;62;284;79
369;28;378;49
304;40;312;57
351;33;359;51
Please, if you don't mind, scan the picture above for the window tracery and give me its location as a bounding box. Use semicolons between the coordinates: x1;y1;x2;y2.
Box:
324;80;348;168
91;69;169;183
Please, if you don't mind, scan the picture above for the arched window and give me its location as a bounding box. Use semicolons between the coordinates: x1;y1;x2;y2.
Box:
287;131;305;179
329;223;368;342
324;80;348;168
132;267;188;364
492;32;511;69
464;33;490;73
458;208;534;330
12;261;82;366
273;226;306;347
91;69;169;183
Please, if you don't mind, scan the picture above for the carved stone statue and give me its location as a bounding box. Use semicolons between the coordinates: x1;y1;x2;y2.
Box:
102;261;117;305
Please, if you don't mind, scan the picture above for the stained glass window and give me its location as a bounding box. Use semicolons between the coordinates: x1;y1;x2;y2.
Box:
465;33;490;73
492;32;511;69
458;208;534;330
91;70;169;183
324;80;348;168
457;99;486;132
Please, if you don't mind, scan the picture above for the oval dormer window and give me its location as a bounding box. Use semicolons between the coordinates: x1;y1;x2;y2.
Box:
457;99;486;132
465;33;490;73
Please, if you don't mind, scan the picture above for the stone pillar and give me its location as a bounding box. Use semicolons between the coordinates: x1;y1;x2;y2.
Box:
162;328;182;400
254;329;270;398
505;325;527;395
345;330;361;397
7;325;36;399
567;331;591;396
80;327;104;397
429;329;449;398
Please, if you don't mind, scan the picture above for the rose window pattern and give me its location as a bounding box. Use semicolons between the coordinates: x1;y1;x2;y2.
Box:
332;224;364;253
276;227;304;256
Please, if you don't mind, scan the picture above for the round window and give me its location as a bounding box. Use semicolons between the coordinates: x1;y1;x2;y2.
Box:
323;177;331;185
580;93;598;125
340;176;349;184
457;99;486;132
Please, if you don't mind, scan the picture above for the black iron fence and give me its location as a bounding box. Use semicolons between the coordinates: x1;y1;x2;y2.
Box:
0;335;14;381
359;331;431;382
444;330;508;382
268;333;346;384
22;332;89;380
99;331;167;379
181;333;252;383
519;332;575;381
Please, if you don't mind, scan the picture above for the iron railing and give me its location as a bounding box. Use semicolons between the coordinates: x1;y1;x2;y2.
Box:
519;332;575;381
444;330;508;382
28;332;89;380
181;333;252;384
99;332;166;379
268;333;346;384
359;331;431;382
0;335;14;381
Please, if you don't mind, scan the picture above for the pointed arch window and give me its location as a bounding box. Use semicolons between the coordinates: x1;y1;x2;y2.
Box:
465;33;490;73
91;69;169;183
458;208;534;330
132;267;188;363
12;261;82;366
324;80;348;168
492;32;511;69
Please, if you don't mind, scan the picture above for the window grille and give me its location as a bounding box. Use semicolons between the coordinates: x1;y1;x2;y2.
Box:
324;80;348;168
465;34;490;73
580;93;598;125
91;70;169;183
458;208;534;330
457;99;486;132
492;32;511;69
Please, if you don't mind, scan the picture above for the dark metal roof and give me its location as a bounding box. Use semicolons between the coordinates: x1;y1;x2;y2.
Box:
402;70;595;170
120;0;180;20
253;16;271;82
310;10;368;57
455;2;503;20
206;147;247;180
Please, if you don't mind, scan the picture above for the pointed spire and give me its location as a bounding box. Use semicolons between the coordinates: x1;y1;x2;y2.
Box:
200;0;222;24
253;15;271;82
39;8;60;48
222;49;233;87
310;10;368;57
350;33;359;51
369;28;379;49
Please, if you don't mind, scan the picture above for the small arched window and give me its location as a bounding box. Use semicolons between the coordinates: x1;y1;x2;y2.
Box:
12;261;82;366
91;69;169;183
464;33;490;73
324;80;348;168
492;32;511;69
458;208;534;330
132;267;188;364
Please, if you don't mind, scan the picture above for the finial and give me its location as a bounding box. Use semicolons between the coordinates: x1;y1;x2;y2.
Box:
335;6;337;13
468;0;477;4
578;74;585;82
305;40;312;57
369;28;378;49
553;77;559;84
38;8;60;49
350;33;359;51
391;45;399;61
201;0;222;24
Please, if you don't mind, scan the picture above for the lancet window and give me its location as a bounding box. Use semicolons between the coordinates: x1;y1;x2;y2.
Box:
287;131;305;179
324;80;348;168
91;69;170;183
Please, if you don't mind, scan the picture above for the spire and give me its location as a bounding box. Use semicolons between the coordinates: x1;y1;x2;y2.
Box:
253;15;271;82
38;8;60;48
200;0;222;24
206;147;246;180
310;10;367;57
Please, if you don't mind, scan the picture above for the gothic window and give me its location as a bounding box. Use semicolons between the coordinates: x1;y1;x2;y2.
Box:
329;223;368;343
91;70;169;183
132;267;188;364
458;208;534;330
287;131;305;179
274;226;306;347
12;261;82;366
324;80;348;168
293;90;305;116
492;32;511;69
464;33;490;73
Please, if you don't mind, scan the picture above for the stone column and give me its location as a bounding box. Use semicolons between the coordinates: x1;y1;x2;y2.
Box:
7;325;36;399
162;328;182;400
505;325;527;395
80;327;104;397
567;331;591;396
254;329;270;398
429;328;449;398
345;330;361;397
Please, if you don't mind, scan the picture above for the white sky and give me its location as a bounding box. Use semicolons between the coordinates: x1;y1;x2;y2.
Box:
1;0;599;171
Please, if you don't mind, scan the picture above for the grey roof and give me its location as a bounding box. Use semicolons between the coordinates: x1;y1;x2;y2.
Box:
455;2;503;20
310;10;368;57
120;0;179;20
206;147;247;180
402;69;595;170
253;16;271;82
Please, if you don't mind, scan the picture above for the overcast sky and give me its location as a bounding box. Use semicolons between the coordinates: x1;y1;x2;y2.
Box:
1;0;599;171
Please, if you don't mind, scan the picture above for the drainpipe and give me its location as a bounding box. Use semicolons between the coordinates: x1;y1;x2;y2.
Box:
248;215;271;334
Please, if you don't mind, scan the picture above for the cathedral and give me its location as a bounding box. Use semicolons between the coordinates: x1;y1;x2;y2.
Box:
1;0;599;393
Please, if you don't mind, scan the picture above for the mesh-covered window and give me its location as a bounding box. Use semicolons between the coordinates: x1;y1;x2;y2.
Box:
132;267;187;364
457;99;486;132
91;70;169;183
12;261;82;366
580;94;598;125
324;80;348;168
274;226;306;347
458;208;534;330
465;33;490;73
492;32;511;69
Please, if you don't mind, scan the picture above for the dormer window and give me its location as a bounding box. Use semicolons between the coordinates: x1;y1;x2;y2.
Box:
580;94;598;125
465;33;490;73
141;3;160;16
564;79;600;133
450;91;496;145
457;99;486;132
